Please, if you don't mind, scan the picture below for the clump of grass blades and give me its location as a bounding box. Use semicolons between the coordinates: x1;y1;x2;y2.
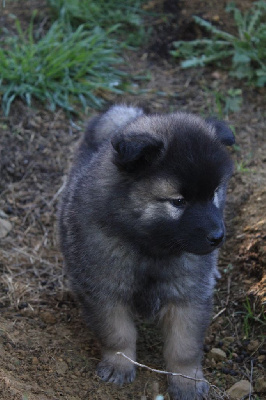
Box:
47;0;147;47
0;15;127;116
171;1;266;87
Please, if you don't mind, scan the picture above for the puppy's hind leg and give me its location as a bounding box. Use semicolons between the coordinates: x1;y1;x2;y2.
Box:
160;302;211;400
93;303;137;386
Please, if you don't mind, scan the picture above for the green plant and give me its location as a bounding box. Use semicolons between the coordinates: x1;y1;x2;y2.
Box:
0;15;127;115
235;160;250;173
242;297;266;338
46;0;148;47
223;263;234;274
213;88;242;117
171;1;266;87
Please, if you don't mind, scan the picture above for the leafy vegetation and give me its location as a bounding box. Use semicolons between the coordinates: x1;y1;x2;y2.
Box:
171;1;266;87
47;0;147;47
213;88;243;117
0;17;127;115
0;0;147;115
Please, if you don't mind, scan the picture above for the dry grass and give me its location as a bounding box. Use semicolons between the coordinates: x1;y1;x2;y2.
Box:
0;105;80;309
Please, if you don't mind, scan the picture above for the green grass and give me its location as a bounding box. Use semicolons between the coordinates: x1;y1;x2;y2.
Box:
212;88;242;118
171;1;266;87
242;298;266;338
0;1;149;115
0;16;127;115
47;0;148;47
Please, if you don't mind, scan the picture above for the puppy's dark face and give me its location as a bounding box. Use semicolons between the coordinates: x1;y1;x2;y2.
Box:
108;113;234;256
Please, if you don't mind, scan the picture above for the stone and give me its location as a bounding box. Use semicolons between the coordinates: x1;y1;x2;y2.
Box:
56;360;68;375
0;218;12;238
227;380;252;399
32;357;39;365
258;355;265;363
255;377;266;393
247;340;260;352
208;348;227;362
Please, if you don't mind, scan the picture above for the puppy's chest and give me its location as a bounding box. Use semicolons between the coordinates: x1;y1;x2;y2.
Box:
132;254;215;317
132;259;195;317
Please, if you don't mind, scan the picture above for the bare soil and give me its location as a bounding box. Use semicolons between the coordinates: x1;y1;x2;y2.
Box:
0;1;265;399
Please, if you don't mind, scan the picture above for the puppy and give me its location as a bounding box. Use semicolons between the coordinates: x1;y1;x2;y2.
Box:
59;105;234;399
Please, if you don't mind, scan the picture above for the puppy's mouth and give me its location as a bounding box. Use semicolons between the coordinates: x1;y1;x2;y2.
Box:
181;236;225;256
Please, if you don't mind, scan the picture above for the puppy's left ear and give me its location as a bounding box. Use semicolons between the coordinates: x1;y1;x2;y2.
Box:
206;118;235;146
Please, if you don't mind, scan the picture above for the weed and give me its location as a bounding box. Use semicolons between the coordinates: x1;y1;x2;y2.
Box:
223;263;234;274
235;160;251;173
213;88;242;118
171;1;266;87
0;14;127;115
47;0;148;47
242;297;266;338
0;1;151;115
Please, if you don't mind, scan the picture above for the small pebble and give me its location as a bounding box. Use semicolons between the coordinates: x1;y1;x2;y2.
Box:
32;357;39;365
255;377;266;393
227;380;252;399
208;348;227;361
56;360;68;375
247;340;259;352
258;355;265;363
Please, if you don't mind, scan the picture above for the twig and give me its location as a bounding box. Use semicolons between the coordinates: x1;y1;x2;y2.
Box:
2;248;55;268
117;352;207;382
117;352;229;399
225;275;231;306
212;307;226;321
117;351;225;399
249;360;253;400
48;176;67;207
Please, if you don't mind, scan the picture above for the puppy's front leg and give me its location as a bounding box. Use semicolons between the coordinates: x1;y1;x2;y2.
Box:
95;304;137;385
160;302;211;400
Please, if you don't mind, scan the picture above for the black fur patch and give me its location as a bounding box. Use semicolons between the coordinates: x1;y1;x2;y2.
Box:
111;133;164;172
160;128;233;201
206;118;235;146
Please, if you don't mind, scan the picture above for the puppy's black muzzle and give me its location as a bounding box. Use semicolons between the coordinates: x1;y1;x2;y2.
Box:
207;228;224;247
179;201;225;255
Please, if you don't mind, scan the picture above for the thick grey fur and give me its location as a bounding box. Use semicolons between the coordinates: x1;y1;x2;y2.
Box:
58;105;234;399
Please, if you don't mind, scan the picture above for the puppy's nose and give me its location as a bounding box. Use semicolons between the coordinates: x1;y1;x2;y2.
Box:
207;229;224;246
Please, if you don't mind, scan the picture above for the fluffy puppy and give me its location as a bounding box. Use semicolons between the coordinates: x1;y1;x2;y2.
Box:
59;105;234;400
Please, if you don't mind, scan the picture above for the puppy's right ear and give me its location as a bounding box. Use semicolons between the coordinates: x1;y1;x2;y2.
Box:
206;118;235;146
111;133;164;172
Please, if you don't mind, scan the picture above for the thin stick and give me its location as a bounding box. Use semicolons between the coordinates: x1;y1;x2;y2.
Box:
117;352;226;399
249;360;253;400
225;275;231;306
48;176;67;207
3;248;54;268
212;307;226;321
117;352;205;383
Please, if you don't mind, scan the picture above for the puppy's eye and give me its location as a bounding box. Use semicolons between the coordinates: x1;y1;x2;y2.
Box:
170;198;186;208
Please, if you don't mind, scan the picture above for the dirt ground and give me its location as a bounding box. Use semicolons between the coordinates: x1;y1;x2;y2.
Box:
0;1;265;399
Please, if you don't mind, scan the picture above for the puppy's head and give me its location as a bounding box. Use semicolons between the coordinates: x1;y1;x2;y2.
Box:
109;112;234;256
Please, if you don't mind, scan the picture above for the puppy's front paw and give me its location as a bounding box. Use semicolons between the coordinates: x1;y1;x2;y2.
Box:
168;377;209;400
97;360;136;386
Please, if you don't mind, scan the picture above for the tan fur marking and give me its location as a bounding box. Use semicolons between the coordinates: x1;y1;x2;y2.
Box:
160;303;206;391
150;178;181;198
160;304;201;369
101;304;136;366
